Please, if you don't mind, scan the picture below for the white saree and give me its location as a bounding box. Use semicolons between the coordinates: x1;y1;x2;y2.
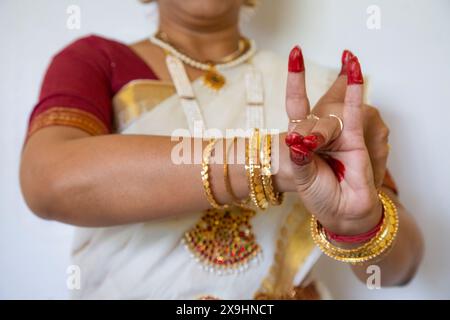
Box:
71;51;338;300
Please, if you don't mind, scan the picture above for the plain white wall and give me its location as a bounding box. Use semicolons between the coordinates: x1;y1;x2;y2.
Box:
1;0;449;299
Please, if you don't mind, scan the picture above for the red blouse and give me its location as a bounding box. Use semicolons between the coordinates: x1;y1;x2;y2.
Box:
28;35;158;136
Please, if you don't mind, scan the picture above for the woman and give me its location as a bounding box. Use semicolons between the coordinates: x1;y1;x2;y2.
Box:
20;0;423;299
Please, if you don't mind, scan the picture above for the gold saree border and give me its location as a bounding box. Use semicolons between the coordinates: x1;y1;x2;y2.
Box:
254;202;317;299
112;79;175;132
27;107;109;138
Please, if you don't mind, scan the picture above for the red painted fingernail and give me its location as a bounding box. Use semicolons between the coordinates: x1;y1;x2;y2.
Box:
339;49;354;76
288;45;305;73
285;132;304;147
347;56;364;85
303;133;325;150
289;144;312;166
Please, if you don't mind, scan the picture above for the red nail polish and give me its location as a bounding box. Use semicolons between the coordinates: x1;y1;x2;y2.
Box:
288;45;305;73
347;56;364;85
289;144;312;166
285;132;304;147
303;134;325;150
324;156;345;182
339;49;354;76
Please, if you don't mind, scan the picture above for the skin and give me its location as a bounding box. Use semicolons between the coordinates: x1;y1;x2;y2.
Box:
20;0;423;287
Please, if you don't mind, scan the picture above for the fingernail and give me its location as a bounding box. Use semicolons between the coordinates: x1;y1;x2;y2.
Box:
303;133;325;150
288;45;305;73
285;132;304;147
339;49;354;76
347;56;364;85
289;144;312;166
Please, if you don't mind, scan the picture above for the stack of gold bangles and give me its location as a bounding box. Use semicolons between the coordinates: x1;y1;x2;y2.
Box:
246;128;284;209
310;190;399;264
201;128;284;211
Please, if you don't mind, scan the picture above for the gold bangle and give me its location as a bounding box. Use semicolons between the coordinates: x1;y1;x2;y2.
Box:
310;190;399;265
246;129;269;210
224;137;250;207
260;134;284;206
201;139;230;210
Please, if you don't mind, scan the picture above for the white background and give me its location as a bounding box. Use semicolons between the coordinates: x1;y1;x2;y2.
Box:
1;0;449;299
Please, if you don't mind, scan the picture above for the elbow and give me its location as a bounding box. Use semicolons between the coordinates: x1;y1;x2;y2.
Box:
20;160;68;222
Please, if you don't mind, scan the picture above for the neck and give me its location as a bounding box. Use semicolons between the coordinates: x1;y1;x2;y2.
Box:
158;12;241;63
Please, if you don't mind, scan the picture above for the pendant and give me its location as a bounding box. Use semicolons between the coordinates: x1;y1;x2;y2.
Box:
183;206;261;273
203;67;226;91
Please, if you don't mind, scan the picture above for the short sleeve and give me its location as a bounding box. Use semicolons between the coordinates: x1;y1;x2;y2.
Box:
27;36;114;137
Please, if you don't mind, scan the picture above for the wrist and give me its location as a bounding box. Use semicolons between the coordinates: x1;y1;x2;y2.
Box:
322;198;384;237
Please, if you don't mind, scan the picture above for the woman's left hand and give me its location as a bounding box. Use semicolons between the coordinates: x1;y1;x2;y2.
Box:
285;47;384;235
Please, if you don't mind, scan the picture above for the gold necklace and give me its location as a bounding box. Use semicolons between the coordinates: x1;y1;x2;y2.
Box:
150;32;256;91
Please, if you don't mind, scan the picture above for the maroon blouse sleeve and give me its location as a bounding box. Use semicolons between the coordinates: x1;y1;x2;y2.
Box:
27;36;115;137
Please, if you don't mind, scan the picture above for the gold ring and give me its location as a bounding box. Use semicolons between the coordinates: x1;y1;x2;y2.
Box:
387;143;392;151
328;114;344;132
289;114;319;123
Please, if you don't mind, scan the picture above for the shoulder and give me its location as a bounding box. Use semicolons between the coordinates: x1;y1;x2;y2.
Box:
58;34;126;52
52;34;131;65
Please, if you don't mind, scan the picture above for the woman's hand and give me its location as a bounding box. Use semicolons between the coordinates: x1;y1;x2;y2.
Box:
284;46;384;236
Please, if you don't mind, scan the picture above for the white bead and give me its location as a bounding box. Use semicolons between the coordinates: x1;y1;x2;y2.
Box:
149;35;256;71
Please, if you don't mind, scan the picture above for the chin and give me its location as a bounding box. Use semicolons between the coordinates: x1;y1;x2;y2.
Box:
173;0;239;20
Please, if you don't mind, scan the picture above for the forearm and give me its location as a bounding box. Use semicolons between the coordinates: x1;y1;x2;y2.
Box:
350;187;424;286
20;127;250;227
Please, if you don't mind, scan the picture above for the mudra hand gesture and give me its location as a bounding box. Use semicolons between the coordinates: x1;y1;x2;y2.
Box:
284;46;383;236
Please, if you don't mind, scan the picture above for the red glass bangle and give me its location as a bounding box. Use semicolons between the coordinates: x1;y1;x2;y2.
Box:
324;209;385;244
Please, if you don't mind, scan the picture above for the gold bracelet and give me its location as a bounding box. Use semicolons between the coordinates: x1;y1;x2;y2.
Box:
201;139;230;210
246;129;269;210
260;133;284;206
310;190;399;265
224;137;250;207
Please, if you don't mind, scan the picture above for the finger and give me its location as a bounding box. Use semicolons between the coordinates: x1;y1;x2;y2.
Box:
285;122;316;170
285;119;317;148
286;45;310;131
317;50;354;105
302;117;341;151
287;139;319;189
342;55;365;142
